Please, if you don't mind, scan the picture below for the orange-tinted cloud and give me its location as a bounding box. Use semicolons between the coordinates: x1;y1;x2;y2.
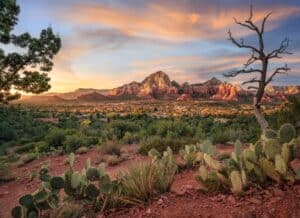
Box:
59;3;300;41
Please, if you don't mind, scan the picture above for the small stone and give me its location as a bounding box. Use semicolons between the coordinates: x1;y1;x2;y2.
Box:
146;208;151;214
158;198;163;205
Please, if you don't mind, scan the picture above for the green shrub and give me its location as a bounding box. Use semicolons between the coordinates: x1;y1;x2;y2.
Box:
139;136;193;155
75;146;88;154
210;128;237;144
0;161;15;182
15;142;36;153
35;141;50;153
121;132;140;144
64;135;85;153
45;128;66;148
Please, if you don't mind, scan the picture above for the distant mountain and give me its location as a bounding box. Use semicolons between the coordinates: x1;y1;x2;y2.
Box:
109;71;178;99
47;88;110;100
19;95;66;104
76;92;109;102
17;71;300;103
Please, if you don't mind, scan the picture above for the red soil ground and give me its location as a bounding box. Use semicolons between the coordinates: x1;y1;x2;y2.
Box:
1;145;300;218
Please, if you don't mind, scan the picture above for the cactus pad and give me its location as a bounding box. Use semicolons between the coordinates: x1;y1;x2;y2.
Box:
279;123;296;143
71;172;81;189
275;155;287;175
86;167;100;181
230;171;243;194
204;154;222;171
27;209;39;218
11;206;25;218
199;165;208;181
19;194;34;207
50;176;65;190
259;158;281;183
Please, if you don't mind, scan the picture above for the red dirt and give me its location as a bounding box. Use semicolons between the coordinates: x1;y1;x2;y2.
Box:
1;144;300;218
0;145;148;218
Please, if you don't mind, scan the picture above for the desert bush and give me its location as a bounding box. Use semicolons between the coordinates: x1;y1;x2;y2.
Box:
64;134;85;153
75;146;88;154
99;141;121;156
0;161;15;182
45;128;66;148
210;128;236;144
121;132;140;144
139;136;194;155
35;141;50;153
15;142;36;153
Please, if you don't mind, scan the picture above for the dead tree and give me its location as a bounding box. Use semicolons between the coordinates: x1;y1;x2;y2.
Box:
224;5;292;130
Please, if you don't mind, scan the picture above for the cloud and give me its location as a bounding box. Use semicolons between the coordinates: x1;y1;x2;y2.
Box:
58;2;300;41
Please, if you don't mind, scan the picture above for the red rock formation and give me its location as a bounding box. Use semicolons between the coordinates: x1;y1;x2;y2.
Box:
211;83;240;101
109;71;178;99
109;81;140;97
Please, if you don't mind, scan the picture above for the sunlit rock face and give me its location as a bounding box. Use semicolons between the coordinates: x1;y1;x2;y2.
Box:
138;71;173;97
211;83;239;101
109;71;179;99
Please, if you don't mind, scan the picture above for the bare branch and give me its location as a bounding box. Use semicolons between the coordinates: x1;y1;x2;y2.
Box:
261;12;272;34
233;17;256;30
242;77;260;85
267;38;292;59
265;64;290;85
248;4;253;21
245;50;260;67
228;30;260;53
224;68;262;77
247;86;258;90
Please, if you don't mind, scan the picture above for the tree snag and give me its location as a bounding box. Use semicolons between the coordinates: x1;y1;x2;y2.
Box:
224;5;292;130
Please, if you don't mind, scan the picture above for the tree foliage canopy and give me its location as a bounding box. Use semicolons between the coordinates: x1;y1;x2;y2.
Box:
0;0;61;103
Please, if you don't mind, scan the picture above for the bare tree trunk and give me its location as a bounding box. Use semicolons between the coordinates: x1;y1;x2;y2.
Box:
253;97;269;130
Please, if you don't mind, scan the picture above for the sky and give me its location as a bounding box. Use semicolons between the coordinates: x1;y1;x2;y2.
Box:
14;0;300;92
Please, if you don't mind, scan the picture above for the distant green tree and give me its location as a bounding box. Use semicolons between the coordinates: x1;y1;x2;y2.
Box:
0;0;61;103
